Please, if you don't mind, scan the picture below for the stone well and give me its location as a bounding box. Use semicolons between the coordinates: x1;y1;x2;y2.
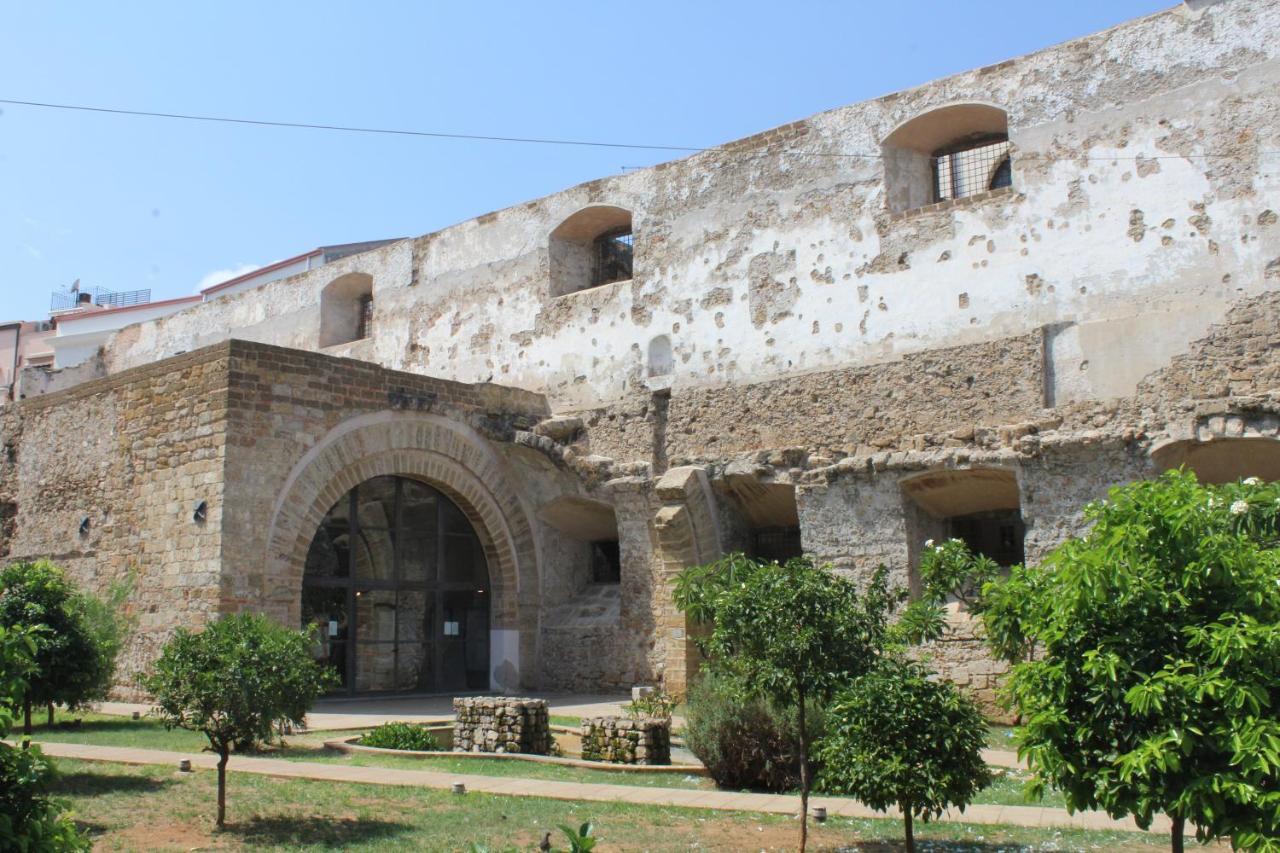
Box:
580;716;671;765
452;697;551;755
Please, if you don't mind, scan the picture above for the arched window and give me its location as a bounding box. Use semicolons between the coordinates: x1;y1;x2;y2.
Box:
319;272;374;348
882;104;1012;213
549;206;633;297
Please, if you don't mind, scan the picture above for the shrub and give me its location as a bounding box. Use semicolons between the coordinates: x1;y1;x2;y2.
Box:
0;623;89;851
360;722;441;751
623;690;675;721
683;671;824;792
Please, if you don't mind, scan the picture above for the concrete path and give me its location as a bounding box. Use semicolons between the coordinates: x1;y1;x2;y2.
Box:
34;740;1167;836
99;692;632;732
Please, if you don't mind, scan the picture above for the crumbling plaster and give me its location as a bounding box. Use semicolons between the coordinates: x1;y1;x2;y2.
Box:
94;0;1279;422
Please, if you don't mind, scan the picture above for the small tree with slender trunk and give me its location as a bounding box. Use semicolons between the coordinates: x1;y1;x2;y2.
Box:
679;555;895;852
142;612;334;828
0;560;110;734
818;656;990;853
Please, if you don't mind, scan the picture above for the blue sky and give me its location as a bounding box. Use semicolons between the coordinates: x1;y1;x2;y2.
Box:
0;1;1170;322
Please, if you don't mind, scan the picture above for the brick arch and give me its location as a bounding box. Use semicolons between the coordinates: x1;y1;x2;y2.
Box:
264;410;540;689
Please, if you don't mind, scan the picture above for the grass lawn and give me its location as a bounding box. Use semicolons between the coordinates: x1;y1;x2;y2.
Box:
53;758;1178;851
26;713;1075;803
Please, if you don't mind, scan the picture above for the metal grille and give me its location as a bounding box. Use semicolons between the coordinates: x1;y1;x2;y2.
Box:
356;295;374;340
932;137;1012;203
96;288;150;309
592;229;633;287
50;285;151;311
750;526;803;564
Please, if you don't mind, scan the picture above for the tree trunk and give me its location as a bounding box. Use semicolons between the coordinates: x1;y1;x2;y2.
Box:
216;749;229;829
47;702;54;727
904;808;915;853
1171;815;1184;853
797;687;809;853
22;697;31;735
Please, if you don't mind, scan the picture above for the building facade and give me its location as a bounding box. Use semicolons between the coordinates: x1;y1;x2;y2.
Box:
2;0;1278;708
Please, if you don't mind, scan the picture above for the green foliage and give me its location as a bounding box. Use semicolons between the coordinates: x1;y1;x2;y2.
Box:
556;821;596;852
895;537;1004;648
679;555;897;850
0;560;114;722
71;572;136;704
819;657;990;851
360;722;441;751
671;551;765;626
141;612;335;826
693;556;896;706
683;670;825;792
622;689;675;721
980;470;1280;849
0;624;90;852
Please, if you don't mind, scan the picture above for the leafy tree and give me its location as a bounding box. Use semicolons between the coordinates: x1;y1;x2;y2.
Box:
0;560;110;734
818;656;990;853
141;612;335;828
0;623;90;851
969;470;1280;852
679;555;896;851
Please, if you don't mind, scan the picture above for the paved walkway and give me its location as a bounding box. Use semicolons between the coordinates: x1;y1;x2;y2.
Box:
99;692;632;732
35;740;1168;836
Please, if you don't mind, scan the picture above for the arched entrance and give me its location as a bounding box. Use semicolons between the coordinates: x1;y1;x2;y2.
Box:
302;475;491;694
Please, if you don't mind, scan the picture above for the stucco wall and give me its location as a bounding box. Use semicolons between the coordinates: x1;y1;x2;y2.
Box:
96;0;1279;423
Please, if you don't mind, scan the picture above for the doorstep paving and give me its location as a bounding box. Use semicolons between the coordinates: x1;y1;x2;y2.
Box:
30;740;1169;836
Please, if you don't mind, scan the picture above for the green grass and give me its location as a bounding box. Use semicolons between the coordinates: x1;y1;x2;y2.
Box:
23;712;214;752
52;759;1174;851
971;769;1067;809
279;747;715;790
548;714;581;727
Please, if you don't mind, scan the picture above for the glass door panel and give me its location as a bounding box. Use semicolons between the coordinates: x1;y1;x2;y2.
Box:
301;586;350;692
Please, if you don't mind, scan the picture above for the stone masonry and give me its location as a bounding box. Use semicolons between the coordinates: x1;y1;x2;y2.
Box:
580;716;671;766
3;0;1279;713
452;697;551;755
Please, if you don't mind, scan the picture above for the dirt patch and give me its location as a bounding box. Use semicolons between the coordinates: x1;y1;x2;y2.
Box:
106;821;216;852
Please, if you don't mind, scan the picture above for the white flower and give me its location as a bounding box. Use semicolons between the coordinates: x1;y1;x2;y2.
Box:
935;546;944;553
1230;500;1250;515
1244;477;1262;486
1208;497;1221;509
924;539;934;548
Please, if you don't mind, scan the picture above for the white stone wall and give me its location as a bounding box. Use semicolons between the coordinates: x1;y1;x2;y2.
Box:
93;0;1279;418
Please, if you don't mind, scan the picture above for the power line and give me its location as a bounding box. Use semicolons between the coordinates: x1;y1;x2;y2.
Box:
0;97;1276;164
0;98;705;154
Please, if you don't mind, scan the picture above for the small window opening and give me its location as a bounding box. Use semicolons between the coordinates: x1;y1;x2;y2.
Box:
749;526;803;564
947;509;1025;568
647;334;673;378
592;229;633;288
591;540;621;584
356;295;374;340
932;135;1011;203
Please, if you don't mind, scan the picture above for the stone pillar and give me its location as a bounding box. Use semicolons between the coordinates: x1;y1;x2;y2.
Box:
652;466;723;698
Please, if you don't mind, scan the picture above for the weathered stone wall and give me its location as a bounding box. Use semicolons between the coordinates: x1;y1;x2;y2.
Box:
94;0;1278;425
580;716;671;765
452;696;550;754
4;347;233;695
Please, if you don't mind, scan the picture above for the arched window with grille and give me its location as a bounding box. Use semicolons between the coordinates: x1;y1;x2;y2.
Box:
549;205;634;297
881;103;1013;213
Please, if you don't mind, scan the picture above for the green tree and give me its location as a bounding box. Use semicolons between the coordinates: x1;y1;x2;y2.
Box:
818;656;990;853
0;561;110;734
678;555;896;851
0;623;90;851
972;470;1280;852
141;612;335;828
